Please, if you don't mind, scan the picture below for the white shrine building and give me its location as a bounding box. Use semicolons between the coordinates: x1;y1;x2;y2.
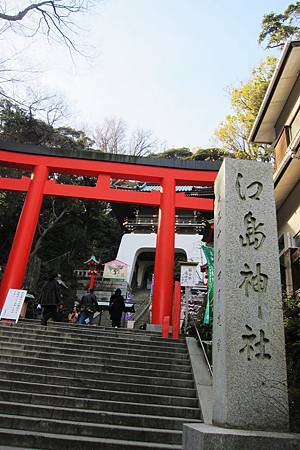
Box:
113;182;214;289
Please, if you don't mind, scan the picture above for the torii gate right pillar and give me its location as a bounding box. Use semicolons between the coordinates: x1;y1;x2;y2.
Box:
152;177;175;325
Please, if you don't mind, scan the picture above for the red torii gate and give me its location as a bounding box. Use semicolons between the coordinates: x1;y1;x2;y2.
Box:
0;142;220;325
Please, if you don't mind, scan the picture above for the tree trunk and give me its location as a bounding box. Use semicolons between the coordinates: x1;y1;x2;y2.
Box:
24;255;41;293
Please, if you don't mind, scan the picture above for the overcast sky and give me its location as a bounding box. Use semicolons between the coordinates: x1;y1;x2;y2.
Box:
4;0;287;150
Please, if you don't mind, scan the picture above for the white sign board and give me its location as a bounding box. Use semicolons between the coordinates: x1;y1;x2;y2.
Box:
180;265;197;287
0;289;27;322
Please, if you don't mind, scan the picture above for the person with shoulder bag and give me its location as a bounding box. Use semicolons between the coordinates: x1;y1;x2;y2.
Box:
78;288;98;325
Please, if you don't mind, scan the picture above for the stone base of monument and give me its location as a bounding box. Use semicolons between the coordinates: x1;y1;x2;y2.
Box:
183;423;300;450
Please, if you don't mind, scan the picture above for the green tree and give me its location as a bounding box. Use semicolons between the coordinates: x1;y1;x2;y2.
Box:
0;99;94;150
149;146;226;162
215;56;277;161
150;147;193;159
258;3;300;49
190;147;228;161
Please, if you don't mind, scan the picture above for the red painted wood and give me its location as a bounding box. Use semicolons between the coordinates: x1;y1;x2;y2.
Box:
44;181;161;206
0;150;217;185
152;178;176;324
0;176;214;210
175;193;214;211
162;316;170;338
89;274;95;290
0;165;49;308
0;176;30;192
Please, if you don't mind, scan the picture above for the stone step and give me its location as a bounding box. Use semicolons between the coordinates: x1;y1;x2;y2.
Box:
0;427;182;449
0;326;187;351
0;361;194;389
0;343;190;371
9;320;185;345
0;370;196;398
0;414;183;444
0;389;201;420
0;333;188;357
0;357;193;381
0;352;192;377
0;379;198;408
0;322;199;449
0;332;187;356
0;400;201;430
0;345;191;368
0;446;40;450
16;320;186;344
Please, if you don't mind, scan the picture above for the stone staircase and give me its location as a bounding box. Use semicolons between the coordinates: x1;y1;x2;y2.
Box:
96;289;151;328
0;320;202;449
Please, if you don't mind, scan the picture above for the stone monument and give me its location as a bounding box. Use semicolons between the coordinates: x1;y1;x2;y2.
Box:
183;158;300;449
213;158;289;431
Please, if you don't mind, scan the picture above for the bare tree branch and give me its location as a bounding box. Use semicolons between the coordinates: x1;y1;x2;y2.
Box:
94;118;158;157
94;118;127;154
129;128;157;157
0;1;92;54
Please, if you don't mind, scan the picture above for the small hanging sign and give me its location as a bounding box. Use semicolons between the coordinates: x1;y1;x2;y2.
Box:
103;259;128;279
180;262;198;287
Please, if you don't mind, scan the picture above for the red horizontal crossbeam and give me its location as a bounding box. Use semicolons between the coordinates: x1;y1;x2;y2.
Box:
0;176;213;210
45;180;161;206
0;150;217;186
175;193;213;211
0;176;30;192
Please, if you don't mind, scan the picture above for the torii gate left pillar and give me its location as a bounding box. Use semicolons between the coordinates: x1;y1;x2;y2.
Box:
0;165;49;304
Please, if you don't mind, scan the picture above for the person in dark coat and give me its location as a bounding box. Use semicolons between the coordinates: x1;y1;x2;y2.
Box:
40;272;62;326
109;288;125;328
78;288;98;325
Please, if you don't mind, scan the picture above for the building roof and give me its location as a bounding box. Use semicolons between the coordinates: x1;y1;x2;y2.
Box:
139;184;214;196
249;41;300;144
84;255;99;265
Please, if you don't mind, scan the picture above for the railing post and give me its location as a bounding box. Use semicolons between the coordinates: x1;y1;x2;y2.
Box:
162;316;170;338
172;281;181;339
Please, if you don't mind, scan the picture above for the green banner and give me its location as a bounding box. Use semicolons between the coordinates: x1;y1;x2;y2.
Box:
202;245;214;325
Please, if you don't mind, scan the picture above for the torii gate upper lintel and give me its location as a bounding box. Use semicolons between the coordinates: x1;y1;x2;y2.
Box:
0;141;221;325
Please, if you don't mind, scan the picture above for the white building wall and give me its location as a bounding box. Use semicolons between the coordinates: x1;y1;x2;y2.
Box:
277;180;300;239
116;233;205;285
277;180;300;294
